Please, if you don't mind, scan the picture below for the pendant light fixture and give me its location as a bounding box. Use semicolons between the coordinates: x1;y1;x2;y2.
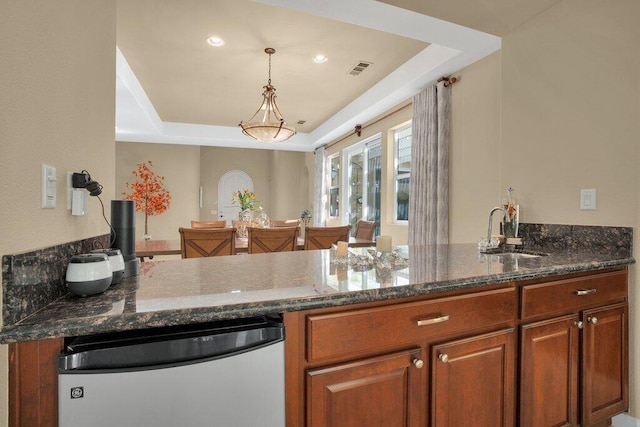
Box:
239;48;296;143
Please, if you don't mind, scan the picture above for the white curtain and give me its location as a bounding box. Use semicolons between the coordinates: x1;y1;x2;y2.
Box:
313;146;327;226
408;81;451;245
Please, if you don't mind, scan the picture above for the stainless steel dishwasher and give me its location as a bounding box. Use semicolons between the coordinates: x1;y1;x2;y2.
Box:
58;315;285;427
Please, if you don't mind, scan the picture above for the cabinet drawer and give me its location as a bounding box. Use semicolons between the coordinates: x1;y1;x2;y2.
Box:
306;288;516;362
521;269;627;320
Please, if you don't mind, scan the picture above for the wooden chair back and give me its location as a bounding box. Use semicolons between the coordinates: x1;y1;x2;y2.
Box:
191;220;227;229
355;220;376;240
179;227;236;258
270;219;301;227
304;225;351;250
248;227;299;254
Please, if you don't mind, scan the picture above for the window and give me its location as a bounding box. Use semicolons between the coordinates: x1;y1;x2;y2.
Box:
328;154;340;218
344;135;381;237
394;124;412;221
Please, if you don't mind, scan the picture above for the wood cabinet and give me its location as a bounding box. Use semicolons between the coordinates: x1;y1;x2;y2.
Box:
582;303;628;426
307;348;423;427
286;268;629;427
519;269;628;427
286;286;518;426
431;329;516;427
9;338;64;427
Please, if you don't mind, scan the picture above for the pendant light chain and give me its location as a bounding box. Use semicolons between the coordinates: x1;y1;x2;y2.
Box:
268;51;272;86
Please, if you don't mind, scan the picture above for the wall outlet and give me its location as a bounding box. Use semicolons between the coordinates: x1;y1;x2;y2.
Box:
580;189;596;211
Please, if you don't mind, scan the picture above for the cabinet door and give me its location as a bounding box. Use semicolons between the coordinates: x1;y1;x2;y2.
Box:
582;303;628;426
306;348;423;427
520;314;580;427
431;329;515;427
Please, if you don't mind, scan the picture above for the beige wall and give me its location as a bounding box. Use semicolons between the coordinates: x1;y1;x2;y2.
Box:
449;51;502;243
269;150;311;220
115;142;201;240
0;0;117;424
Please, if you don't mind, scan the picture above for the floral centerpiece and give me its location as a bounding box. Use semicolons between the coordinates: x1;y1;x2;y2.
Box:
232;189;259;211
232;189;259;238
122;160;171;240
300;209;312;226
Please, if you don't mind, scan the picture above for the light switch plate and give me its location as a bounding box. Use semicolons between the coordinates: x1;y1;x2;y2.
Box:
580;189;596;211
41;164;57;209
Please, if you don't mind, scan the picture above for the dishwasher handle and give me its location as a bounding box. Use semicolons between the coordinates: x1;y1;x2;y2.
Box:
59;324;284;373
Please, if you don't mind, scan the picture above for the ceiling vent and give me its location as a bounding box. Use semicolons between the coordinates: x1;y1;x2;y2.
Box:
297;120;307;125
348;61;373;76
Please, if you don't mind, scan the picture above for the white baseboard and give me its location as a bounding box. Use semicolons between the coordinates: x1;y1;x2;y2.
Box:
613;413;640;427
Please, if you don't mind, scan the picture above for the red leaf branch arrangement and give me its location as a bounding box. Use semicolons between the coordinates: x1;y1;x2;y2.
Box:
122;160;171;237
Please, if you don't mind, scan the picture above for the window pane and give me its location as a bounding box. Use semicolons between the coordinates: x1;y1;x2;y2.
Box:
396;126;412;175
394;124;411;222
330;156;340;187
348;152;363;233
396;177;410;221
328;155;340;218
366;141;381;237
329;188;339;217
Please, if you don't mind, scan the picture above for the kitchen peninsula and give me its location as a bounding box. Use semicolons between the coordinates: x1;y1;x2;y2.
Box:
1;224;634;426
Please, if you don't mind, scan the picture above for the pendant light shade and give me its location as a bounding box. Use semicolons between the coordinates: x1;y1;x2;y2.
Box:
239;48;296;143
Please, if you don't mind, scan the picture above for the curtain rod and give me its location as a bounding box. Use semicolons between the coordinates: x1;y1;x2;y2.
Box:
324;103;412;150
322;75;459;151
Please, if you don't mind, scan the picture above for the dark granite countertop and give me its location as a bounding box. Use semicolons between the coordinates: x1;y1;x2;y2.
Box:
0;242;633;343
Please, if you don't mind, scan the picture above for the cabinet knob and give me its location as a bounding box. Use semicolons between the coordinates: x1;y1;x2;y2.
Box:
574;320;584;329
438;353;449;363
412;358;424;369
588;316;598;325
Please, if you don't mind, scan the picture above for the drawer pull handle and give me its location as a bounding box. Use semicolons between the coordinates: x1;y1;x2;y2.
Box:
438;353;449;363
574;320;584;329
588;316;598;325
412;359;424;369
417;315;450;326
575;288;597;296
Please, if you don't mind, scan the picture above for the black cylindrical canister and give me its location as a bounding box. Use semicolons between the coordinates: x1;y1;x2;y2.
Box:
111;200;139;277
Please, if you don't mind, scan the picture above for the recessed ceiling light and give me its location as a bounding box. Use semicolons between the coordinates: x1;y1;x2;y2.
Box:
206;36;225;47
313;54;328;64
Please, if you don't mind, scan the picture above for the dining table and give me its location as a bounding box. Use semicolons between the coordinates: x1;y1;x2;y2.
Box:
135;236;376;261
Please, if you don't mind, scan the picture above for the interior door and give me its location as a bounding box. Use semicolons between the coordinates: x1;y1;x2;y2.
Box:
217;170;253;225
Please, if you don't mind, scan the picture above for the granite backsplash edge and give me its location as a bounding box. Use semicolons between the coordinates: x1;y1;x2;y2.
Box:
2;234;110;326
519;223;633;256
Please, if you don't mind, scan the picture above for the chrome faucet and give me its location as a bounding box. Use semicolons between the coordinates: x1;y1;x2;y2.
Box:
486;206;507;244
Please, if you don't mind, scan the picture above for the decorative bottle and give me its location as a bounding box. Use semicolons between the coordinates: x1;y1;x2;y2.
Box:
502;187;519;238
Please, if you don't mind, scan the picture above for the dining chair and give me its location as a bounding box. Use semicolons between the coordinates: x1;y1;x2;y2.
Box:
191;220;227;229
247;227;299;254
270;219;301;227
304;225;351;250
355;220;376;240
179;227;236;258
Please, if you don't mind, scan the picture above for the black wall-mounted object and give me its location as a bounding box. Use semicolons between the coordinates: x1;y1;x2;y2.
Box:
72;171;102;196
